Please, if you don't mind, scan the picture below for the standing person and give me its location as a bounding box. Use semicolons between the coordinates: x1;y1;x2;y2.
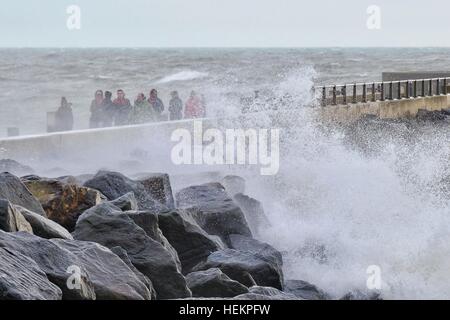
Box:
184;90;205;119
55;97;74;131
168;91;183;120
101;91;114;127
148;89;164;119
131;93;155;124
113;89;132;126
89;90;104;128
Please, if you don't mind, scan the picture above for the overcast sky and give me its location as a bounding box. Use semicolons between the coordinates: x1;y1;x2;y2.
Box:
1;0;449;47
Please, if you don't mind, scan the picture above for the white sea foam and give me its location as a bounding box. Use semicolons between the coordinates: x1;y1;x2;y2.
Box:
156;70;208;84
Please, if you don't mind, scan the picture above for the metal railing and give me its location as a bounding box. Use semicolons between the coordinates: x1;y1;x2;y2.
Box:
315;77;450;107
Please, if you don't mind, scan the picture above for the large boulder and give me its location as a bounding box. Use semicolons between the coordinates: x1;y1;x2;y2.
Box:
0;247;62;300
111;246;157;300
15;205;73;240
0;199;33;233
123;210;181;270
22;176;104;231
158;210;224;274
136;173;175;210
53;239;152;300
284;280;329;300
193;249;283;290
73;203;191;299
221;175;246;196
228;234;283;278
0;172;46;216
0;231;96;300
176;183;252;244
110;192;138;211
234;286;298;300
0;159;34;176
233;193;270;236
186;268;248;298
84;171;167;212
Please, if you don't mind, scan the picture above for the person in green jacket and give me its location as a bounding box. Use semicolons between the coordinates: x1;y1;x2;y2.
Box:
130;93;156;124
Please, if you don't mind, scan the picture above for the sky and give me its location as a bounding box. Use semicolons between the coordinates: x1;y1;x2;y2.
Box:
0;0;449;47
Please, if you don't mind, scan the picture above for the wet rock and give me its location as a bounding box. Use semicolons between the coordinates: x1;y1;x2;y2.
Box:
0;230;96;300
233;193;270;236
229;234;283;270
0;199;33;233
136;173;175;210
124;210;181;270
53;239;152;300
73;203;191;299
158;210;224;274
416;109;447;121
110;192;138;211
221;175;246;196
340;289;382;300
0;159;34;176
284;280;329;300
186;268;248;298
176;183;252;244
0;247;62;300
22;176;104;231
248;286;298;299
16;205;73;240
193;249;283;290
111;246;157;300
84;171;167;212
0;172;46;216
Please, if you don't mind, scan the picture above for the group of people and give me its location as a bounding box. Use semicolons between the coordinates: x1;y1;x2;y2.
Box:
88;89;206;129
52;89;206;132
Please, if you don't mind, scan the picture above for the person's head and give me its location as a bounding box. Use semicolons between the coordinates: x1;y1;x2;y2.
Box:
190;90;196;98
136;93;145;102
105;91;112;100
171;91;179;98
95;90;103;99
117;89;125;99
61;97;68;107
150;89;157;98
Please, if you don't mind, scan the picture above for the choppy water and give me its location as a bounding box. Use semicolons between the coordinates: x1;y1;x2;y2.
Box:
2;48;450;299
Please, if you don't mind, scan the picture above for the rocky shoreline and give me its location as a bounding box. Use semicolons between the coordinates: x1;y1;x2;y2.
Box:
0;160;373;300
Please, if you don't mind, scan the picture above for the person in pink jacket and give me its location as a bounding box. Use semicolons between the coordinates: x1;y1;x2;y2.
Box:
184;91;205;119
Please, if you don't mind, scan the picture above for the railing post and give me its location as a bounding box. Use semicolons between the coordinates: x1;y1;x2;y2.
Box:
362;83;367;103
437;78;441;95
413;80;417;98
321;86;326;106
422;79;425;97
397;81;401;99
429;79;433;96
372;83;376;102
342;85;347;105
444;78;448;95
332;86;337;105
352;84;357;103
405;81;409;98
380;83;385;101
389;82;393;100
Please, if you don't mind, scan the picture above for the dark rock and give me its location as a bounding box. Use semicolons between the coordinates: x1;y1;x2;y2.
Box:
0;230;96;300
84;171;167;212
340;289;382;300
186;268;248;298
0;172;46;216
158;210;224;274
416;109;447;121
73;203;191;299
22;176;104;231
111;246;157;300
0;159;34;176
136;173;175;210
0;199;33;233
193;249;283;290
16;205;73;240
110;192;138;211
284;280;329;300
221;175;246;196
229;234;283;269
233;193;270;236
0;247;62;300
53;239;152;300
176;183;252;244
124;210;181;270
